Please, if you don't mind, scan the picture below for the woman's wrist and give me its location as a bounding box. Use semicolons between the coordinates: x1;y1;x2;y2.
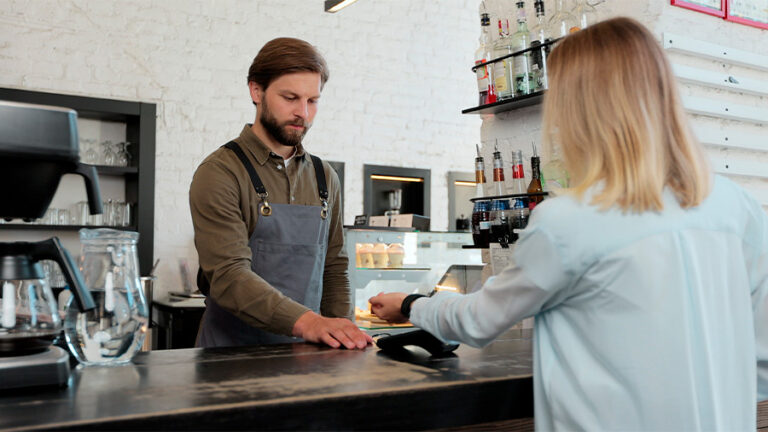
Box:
400;294;426;319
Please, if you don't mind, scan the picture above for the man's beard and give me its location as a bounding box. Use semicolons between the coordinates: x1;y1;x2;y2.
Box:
258;98;310;148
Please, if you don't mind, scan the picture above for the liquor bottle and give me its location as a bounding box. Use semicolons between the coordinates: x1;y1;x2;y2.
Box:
510;1;533;97
529;0;550;91
510;149;526;195
475;11;493;105
542;145;570;197
471;200;491;248
492;142;506;197
527;143;544;209
492;18;515;100
474;144;487;198
546;0;579;38
571;0;598;30
489;199;511;245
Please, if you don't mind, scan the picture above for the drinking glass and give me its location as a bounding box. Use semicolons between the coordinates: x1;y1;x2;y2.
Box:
74;201;89;225
82;139;99;165
58;208;70;226
101;140;116;166
116;142;131;167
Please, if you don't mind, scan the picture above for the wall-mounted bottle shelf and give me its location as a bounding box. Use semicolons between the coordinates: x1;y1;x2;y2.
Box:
462;91;545;115
463;37;560;116
470;192;548;202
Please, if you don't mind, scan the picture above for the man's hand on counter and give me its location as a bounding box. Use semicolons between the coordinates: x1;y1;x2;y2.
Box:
292;311;373;349
368;292;408;323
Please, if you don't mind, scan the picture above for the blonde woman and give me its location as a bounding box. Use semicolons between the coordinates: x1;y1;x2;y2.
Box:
370;17;768;430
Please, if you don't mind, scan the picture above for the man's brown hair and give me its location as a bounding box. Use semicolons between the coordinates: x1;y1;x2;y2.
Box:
247;37;329;90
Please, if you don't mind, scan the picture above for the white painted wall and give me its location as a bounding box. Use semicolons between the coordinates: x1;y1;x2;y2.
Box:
479;0;768;209
0;0;483;296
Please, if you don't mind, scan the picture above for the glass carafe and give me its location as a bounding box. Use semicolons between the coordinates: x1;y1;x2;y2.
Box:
0;267;60;353
64;229;148;365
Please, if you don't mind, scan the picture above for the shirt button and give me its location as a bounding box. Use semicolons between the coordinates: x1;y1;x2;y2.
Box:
276;164;283;170
291;196;295;201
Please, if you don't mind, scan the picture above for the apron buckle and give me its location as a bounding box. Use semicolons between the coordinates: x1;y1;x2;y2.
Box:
320;200;328;220
261;201;272;216
258;192;272;216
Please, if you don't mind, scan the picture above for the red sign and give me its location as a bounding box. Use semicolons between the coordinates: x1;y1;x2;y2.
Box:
671;0;726;18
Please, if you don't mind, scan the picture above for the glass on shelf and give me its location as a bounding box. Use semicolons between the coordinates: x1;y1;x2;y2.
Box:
116;141;132;167
571;0;597;30
80;138;99;165
547;0;579;38
101;140;116;166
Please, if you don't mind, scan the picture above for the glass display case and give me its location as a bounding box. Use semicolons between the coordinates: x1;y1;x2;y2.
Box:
344;228;483;313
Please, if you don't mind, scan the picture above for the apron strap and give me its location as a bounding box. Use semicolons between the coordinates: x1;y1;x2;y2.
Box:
222;141;267;196
309;155;329;202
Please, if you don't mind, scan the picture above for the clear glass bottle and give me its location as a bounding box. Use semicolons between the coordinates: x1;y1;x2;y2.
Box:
475;144;487;198
529;0;550;91
64;229;148;365
546;0;579;38
492;18;515;100
475;11;494;105
571;0;598;30
492;142;506;196
510;1;533;97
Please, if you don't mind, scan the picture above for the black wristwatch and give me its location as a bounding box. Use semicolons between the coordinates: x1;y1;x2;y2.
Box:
400;294;426;319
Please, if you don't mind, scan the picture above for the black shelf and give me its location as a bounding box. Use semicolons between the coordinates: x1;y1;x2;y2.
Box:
0;224;138;231
470;192;549;202
95;165;139;176
462;91;545;115
0;88;156;275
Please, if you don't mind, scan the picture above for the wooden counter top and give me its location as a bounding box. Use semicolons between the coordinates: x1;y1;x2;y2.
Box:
0;334;534;431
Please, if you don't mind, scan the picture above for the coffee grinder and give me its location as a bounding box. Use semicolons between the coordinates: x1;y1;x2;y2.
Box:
0;100;101;389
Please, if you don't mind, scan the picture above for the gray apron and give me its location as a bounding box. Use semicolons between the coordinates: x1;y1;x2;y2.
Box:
197;141;330;347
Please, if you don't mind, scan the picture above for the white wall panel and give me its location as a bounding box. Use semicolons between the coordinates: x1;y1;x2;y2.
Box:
664;32;768;71
672;63;768;96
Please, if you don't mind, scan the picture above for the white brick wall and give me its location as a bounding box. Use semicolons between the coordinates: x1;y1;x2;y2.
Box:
479;0;768;207
0;0;483;296
4;0;763;297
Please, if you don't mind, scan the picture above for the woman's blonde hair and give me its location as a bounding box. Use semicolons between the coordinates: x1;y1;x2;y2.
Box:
542;17;711;212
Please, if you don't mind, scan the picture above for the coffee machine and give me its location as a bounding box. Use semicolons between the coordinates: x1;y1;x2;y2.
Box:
0;100;101;389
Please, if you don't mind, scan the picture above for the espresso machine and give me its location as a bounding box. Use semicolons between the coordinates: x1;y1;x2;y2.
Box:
0;100;101;389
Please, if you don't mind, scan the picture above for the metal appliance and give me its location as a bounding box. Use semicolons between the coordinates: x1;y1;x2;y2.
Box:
384;189;402;216
0;100;101;389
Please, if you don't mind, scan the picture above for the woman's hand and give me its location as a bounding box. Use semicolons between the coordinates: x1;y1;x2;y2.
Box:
368;292;409;323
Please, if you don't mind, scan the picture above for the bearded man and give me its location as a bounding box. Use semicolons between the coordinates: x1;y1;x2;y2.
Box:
190;37;371;349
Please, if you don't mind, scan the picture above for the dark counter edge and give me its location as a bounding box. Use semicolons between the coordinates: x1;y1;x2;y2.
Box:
21;377;533;431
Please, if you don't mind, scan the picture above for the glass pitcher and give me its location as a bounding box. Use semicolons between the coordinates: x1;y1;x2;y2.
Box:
64;229;148;365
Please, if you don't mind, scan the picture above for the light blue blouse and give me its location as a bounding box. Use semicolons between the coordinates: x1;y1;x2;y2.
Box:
411;176;768;430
